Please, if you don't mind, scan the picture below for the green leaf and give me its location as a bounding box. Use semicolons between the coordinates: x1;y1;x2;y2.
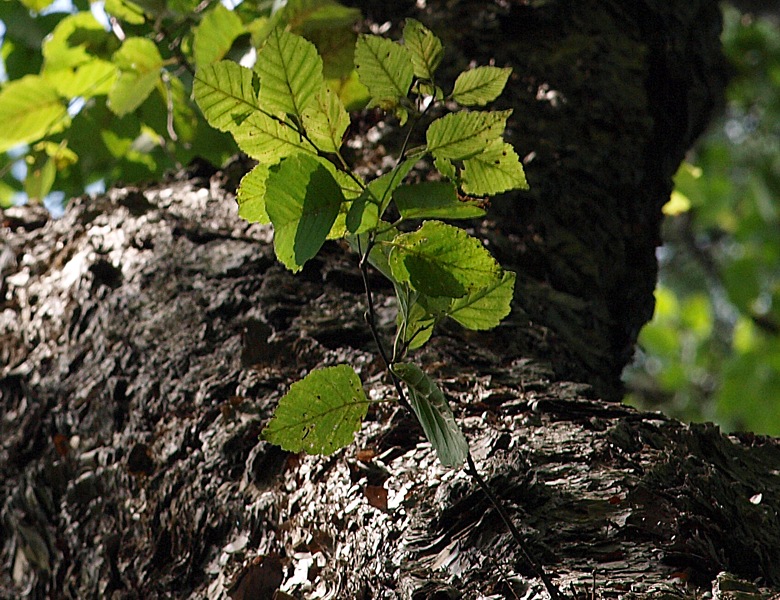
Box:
277;0;361;34
256;27;323;121
461;140;528;195
301;84;349;153
328;70;370;111
194;61;260;133
265;154;343;271
24;151;56;202
426;110;511;161
392;362;469;468
451;66;512;106
42;12;114;71
346;159;415;234
354;34;414;110
19;0;55;11
403;18;443;81
193;4;245;68
0;75;68;153
434;156;456;180
387;220;502;298
263;364;369;455
47;59;117;98
104;0;147;24
108;37;164;116
394;181;486;220
448;271;516;330
236;164;270;224
232;111;316;163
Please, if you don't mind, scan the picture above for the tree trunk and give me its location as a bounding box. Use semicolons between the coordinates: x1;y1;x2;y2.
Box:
5;1;778;599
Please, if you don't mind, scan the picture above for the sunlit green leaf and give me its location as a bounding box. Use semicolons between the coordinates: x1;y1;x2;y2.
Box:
392;362;469;468
47;59;117;98
262;364;370;455
403;18;443;81
328;70;370;111
236;164;271;224
194;61;260;132
461;139;528;195
452;66;512;106
426;110;511;161
354;34;414;110
448;271;516;330
301;84;349;153
108;37;164;116
387;220;502;298
266;154;343;271
232;111;316;163
256;27;323;121
42;12;114;71
104;0;147;24
193;3;245;68
394;181;486;220
18;0;55;11
0;75;69;153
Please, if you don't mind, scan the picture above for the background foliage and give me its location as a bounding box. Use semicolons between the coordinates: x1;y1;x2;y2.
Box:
1;0;777;434
624;5;780;435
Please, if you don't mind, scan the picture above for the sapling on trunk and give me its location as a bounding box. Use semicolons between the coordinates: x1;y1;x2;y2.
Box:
194;17;560;599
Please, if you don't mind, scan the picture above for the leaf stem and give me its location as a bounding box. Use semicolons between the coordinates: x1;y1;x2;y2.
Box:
465;453;562;600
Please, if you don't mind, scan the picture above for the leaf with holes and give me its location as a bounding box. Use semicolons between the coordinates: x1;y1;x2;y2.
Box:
426;110;511;161
392;362;469;468
263;365;370;455
461;139;528;195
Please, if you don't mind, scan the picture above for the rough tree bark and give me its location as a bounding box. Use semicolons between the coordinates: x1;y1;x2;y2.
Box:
3;1;779;599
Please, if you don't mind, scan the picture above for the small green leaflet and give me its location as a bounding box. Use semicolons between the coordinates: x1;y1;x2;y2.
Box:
461;140;528;195
108;37;164;116
263;365;370;455
194;61;259;132
452;66;512;107
354;34;414;110
301;84;349;153
265;154;343;272
448;270;516;330
387;220;502;298
236;164;270;224
403;19;443;81
392;363;469;468
232;111;316;163
0;75;68;153
426;110;511;161
394;181;486;220
192;3;245;68
256;27;323;122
